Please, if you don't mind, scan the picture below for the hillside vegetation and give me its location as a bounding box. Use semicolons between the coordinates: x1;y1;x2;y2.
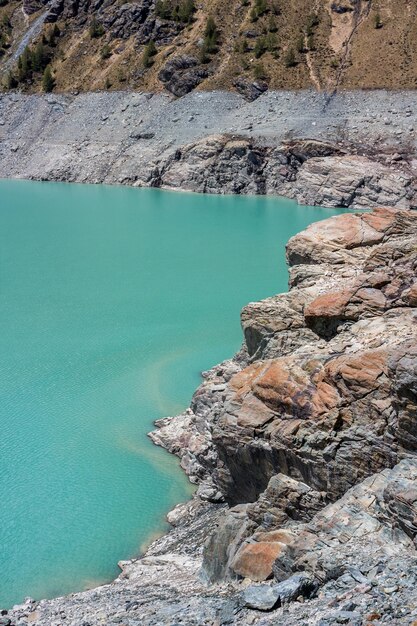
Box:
0;0;416;96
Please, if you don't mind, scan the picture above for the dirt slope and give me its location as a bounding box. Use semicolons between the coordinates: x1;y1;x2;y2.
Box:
0;0;416;95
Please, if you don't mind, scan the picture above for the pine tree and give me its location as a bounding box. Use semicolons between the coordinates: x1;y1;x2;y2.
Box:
265;31;277;52
374;11;382;29
49;23;60;46
143;40;157;68
18;47;31;81
254;36;266;58
254;0;267;17
204;16;219;53
100;44;111;60
178;0;195;23
296;35;305;54
268;15;278;33
253;61;267;80
89;17;105;38
155;0;171;19
42;65;55;92
33;42;46;72
284;47;296;68
5;70;17;89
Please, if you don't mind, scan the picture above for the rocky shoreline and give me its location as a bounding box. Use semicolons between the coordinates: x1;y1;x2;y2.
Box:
6;205;417;626
3;88;417;625
1;89;417;208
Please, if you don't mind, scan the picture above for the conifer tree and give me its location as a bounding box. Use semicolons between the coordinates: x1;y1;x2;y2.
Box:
42;65;55;92
143;40;157;68
284;47;296;67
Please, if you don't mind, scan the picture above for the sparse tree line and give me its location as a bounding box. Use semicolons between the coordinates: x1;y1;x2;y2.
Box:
0;13;11;58
4;25;59;91
235;3;325;81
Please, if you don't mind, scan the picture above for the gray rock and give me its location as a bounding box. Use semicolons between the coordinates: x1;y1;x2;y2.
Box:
242;584;280;611
158;56;209;97
233;78;268;101
272;574;318;604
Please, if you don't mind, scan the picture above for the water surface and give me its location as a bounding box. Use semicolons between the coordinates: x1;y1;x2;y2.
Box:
0;180;347;606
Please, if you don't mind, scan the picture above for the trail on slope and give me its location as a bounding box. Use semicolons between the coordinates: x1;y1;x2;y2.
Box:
3;9;48;72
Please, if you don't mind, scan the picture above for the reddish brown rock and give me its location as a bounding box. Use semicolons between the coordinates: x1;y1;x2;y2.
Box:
231;536;290;581
153;207;417;593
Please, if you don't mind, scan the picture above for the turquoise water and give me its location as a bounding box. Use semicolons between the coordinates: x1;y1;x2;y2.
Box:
0;180;347;607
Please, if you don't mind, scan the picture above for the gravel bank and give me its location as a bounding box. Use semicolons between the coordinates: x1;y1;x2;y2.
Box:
0;89;416;207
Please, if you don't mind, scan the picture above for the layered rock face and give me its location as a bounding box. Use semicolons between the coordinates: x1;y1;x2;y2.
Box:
7;207;417;625
151;207;417;619
159;137;415;209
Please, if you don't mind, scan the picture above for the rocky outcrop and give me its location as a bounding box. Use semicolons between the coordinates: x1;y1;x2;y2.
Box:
7;206;417;625
158;56;209;97
233;78;269;101
152;207;417;609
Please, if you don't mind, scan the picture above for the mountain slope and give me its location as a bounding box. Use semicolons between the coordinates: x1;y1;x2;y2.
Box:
1;0;417;95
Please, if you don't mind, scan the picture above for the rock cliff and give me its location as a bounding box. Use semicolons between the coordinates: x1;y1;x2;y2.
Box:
7;206;417;625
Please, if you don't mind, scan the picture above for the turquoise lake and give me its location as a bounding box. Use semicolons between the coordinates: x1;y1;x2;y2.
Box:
0;180;347;607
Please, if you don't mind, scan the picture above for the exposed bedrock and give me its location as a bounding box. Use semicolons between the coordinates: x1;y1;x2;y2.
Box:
152;207;417;588
1;90;417;208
